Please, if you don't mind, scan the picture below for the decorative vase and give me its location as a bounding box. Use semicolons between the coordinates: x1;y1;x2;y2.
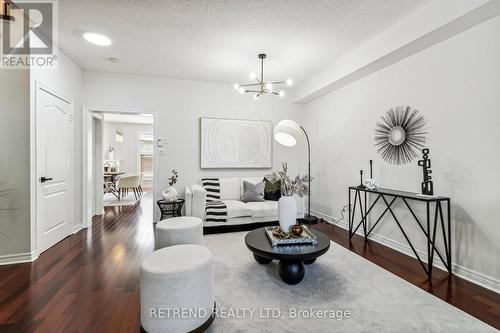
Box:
278;195;296;233
162;186;178;202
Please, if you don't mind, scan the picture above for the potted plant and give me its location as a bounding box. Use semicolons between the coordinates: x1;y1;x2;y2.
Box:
276;162;311;232
162;170;179;202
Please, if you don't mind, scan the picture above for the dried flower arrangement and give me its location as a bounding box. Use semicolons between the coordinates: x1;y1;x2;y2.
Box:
168;170;178;186
276;162;312;197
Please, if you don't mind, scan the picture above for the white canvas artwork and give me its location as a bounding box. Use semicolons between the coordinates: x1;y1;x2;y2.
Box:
200;118;272;169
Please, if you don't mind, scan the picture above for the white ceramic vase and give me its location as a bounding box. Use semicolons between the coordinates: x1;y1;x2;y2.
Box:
162;186;178;202
278;195;297;233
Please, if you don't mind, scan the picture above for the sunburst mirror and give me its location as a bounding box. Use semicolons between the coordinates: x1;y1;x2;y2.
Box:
375;106;427;165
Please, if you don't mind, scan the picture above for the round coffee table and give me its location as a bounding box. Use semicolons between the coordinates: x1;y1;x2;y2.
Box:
244;227;330;285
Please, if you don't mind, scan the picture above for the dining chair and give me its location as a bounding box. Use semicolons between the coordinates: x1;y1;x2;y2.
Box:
116;174;142;200
138;174;144;195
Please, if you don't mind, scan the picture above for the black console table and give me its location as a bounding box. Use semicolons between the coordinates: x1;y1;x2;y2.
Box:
348;186;451;278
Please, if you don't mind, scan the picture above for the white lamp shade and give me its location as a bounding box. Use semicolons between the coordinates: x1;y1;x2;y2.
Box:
274;120;302;147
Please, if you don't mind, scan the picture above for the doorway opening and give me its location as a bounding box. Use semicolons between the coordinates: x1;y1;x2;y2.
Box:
86;111;155;222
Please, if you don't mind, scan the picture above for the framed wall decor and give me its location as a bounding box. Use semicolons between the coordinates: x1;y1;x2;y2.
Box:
200;117;273;169
374;106;427;165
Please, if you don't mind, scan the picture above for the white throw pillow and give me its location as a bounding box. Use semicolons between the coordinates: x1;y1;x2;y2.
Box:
219;178;241;200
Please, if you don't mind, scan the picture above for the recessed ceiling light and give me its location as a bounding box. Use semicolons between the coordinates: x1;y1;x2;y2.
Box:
83;32;112;46
105;57;120;63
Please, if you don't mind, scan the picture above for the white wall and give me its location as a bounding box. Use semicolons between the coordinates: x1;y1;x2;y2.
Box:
300;16;500;290
102;121;153;174
30;50;83;251
0;69;31;261
82;71;303;221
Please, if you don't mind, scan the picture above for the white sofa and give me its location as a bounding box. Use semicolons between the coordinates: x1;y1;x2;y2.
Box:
185;177;304;227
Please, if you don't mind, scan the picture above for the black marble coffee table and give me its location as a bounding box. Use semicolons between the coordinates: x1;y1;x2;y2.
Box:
244;227;330;285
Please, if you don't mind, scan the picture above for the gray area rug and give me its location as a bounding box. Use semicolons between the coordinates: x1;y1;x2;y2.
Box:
203;232;497;333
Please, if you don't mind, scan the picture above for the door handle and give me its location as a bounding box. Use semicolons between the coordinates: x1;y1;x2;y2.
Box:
40;177;53;183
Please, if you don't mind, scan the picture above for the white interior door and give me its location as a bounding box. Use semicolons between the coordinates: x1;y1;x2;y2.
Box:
36;86;72;254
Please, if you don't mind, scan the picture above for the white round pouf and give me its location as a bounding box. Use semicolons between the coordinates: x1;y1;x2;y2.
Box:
140;244;214;333
155;216;203;249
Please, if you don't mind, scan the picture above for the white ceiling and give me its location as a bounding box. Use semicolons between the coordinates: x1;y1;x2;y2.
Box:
58;0;427;85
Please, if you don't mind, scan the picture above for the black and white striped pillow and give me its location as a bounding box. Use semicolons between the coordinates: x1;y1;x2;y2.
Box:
201;178;221;201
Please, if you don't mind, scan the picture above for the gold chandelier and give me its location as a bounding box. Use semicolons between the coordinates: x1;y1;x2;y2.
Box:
233;54;293;99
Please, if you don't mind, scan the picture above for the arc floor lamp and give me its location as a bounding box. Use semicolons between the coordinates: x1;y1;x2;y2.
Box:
274;120;316;224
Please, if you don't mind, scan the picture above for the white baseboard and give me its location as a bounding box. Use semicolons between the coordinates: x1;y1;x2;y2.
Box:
312;209;500;294
0;250;38;265
0;225;86;266
72;223;86;234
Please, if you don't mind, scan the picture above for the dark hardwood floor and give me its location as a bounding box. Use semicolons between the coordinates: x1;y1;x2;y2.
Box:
0;193;155;333
0;195;498;332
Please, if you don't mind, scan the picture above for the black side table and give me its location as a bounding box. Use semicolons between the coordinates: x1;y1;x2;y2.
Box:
157;199;185;220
